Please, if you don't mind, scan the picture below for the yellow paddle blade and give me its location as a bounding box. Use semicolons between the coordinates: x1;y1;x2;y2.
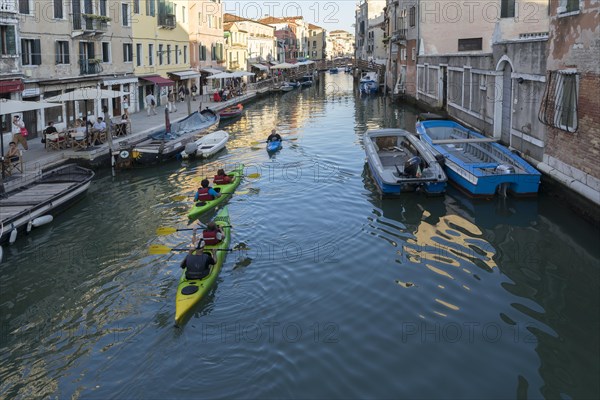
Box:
156;227;178;235
246;173;261;179
149;244;180;254
172;195;190;201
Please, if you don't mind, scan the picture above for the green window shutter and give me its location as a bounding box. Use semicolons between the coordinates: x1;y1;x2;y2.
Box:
32;39;42;65
6;25;16;55
55;41;60;64
65;43;70;64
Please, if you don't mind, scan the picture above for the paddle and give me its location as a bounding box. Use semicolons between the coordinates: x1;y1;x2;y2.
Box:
172;189;250;201
149;244;240;255
156;225;233;235
251;138;297;146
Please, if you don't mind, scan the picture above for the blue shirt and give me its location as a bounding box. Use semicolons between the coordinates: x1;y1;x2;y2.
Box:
194;187;220;201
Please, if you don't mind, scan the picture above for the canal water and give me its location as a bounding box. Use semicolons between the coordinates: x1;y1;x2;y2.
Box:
1;74;598;399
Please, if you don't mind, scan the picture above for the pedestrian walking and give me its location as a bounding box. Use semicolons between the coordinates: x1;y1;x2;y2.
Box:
11;115;29;150
178;86;185;102
168;90;177;113
145;92;157;116
122;95;130;117
191;83;198;101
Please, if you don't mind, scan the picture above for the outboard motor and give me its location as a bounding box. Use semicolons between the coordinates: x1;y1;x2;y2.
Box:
434;153;446;167
404;156;422;177
495;164;515;175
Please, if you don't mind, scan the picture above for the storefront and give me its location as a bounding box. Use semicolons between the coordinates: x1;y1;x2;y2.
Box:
138;75;175;109
101;77;139;118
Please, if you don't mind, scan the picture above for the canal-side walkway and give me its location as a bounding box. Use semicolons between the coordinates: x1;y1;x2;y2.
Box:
1;88;269;192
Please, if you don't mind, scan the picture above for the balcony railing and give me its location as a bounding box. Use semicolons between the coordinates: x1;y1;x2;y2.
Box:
80;59;102;75
158;14;176;28
391;29;407;43
73;15;108;33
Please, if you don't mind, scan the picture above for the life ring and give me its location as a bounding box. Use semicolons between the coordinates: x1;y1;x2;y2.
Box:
120;150;130;159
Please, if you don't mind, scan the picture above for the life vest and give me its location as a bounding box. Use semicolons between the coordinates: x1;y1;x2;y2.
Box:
197;187;214;201
213;175;232;185
202;229;221;245
184;252;213;280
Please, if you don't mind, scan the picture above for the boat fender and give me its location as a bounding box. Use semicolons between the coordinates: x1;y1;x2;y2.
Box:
9;229;17;244
184;142;198;155
32;215;53;227
0;246;3;264
27;221;32;233
495;164;515;175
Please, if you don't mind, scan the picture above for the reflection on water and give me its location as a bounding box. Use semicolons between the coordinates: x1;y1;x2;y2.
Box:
0;74;598;399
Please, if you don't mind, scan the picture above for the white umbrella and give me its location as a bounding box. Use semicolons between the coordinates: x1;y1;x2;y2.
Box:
206;72;235;80
270;63;299;70
231;71;255;78
296;60;315;65
0;98;62;115
44;88;124;102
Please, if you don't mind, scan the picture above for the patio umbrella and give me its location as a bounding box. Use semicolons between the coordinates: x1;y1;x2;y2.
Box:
0;99;62;178
206;72;235;80
270;62;298;70
231;71;255;78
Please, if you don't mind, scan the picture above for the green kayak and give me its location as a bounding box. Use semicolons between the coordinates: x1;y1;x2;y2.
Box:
187;164;244;221
175;206;231;326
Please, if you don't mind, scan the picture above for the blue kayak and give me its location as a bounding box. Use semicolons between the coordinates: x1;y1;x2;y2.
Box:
266;140;282;152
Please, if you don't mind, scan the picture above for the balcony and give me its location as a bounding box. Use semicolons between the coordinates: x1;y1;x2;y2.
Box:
391;29;407;43
80;59;103;75
73;15;109;34
158;14;176;29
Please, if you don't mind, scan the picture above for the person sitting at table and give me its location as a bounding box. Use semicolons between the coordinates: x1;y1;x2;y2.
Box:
116;113;130;136
43;121;58;144
91;117;107;145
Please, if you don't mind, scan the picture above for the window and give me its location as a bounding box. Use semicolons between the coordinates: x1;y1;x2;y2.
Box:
501;0;515;18
123;43;133;62
557;73;578;131
458;38;482;51
102;42;110;62
19;0;29;14
146;0;155;16
133;0;139;14
21;39;41;65
148;43;154;65
136;43;142;66
409;6;416;27
159;44;163;64
183;45;187;63
560;0;580;13
122;3;129;26
99;0;106;16
411;47;416;61
182;6;185;23
55;40;69;64
211;45;216;60
0;25;17;55
54;0;63;18
167;44;171;64
175;45;179;64
199;44;206;61
198;12;202;25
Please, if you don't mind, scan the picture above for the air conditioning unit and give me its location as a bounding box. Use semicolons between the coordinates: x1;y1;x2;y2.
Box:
23;69;32;77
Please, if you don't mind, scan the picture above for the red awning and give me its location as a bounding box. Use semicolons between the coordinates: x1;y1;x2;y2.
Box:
140;75;174;87
0;79;24;94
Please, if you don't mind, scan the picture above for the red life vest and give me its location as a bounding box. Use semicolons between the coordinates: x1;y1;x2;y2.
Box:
213;175;232;185
202;229;220;245
197;187;214;201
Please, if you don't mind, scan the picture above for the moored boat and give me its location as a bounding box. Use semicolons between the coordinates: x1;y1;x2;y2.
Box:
175;206;231;326
0;164;95;244
329;67;339;74
218;104;244;119
181;129;229;159
187;164;244;221
364;129;447;196
416;119;541;197
359;71;379;95
124;109;219;165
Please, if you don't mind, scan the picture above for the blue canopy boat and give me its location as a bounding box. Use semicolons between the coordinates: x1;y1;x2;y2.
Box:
415;119;541;197
364;129;447;196
359;72;378;95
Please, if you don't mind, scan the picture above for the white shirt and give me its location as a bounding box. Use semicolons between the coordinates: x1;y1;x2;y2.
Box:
12;119;24;134
145;94;155;106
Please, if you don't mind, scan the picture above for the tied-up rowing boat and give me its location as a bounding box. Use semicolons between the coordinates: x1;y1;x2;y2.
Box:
175;207;231;326
187;164;244;220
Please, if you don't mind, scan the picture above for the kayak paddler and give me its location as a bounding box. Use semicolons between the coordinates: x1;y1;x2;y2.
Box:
194;178;221;201
181;230;216;280
267;129;282;143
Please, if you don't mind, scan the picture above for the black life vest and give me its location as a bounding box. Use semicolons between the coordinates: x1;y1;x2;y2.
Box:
184;252;213;280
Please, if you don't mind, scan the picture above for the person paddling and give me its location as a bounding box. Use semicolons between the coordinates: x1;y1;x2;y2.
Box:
213;168;233;184
267;129;282;143
201;221;224;245
181;230;216;280
194;178;221;202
